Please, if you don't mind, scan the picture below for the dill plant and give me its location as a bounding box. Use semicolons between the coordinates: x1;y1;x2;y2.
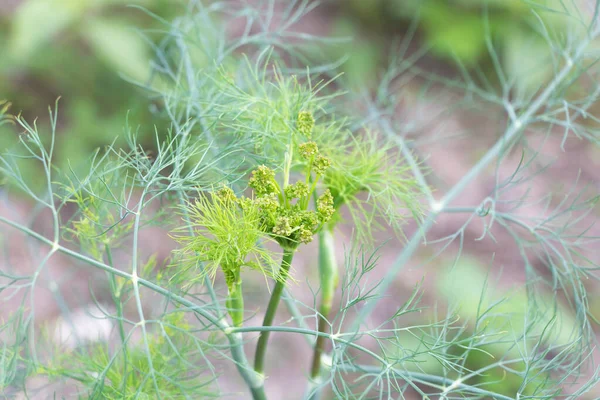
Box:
1;1;600;400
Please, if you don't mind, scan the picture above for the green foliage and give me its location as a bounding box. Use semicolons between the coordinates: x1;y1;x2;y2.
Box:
62;171;135;260
320;130;424;242
0;311;28;392
42;312;216;399
172;189;277;289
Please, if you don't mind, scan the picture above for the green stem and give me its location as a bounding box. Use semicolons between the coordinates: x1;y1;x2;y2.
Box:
105;245;127;346
282;143;294;207
308;228;338;398
226;278;245;327
254;248;296;374
250;387;268;400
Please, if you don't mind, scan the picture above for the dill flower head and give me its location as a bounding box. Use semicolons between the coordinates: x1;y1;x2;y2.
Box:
246;159;335;249
285;181;310;200
313;154;331;176
316;189;334;222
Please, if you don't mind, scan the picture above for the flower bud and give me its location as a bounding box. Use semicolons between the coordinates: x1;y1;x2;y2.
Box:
249;165;278;196
317;189;335;222
313;155;331;175
299;142;319;160
297;111;314;138
285;181;310;200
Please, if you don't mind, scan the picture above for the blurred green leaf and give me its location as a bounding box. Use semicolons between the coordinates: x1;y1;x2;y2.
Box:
421;3;487;65
438;257;579;355
81;18;151;83
452;0;529;12
331;18;381;89
9;0;89;61
503;26;555;100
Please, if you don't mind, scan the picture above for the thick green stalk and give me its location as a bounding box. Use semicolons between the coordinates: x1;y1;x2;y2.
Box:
310;228;338;379
305;228;338;400
254;248;296;374
226;278;245;327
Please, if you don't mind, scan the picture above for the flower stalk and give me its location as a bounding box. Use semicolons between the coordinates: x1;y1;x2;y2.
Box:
225;271;245;327
254;247;296;374
309;227;338;381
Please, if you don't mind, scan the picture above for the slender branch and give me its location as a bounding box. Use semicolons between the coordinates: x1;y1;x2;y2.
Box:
282;288;314;345
336;364;515;400
234;325;515;400
254;247;296;375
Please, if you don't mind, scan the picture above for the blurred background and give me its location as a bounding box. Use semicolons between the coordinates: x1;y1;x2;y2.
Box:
1;0;599;399
0;0;578;182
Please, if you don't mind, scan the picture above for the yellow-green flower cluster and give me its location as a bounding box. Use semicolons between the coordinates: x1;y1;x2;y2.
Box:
317;189;334;221
249;165;279;196
285;181;310;199
245;165;330;248
313;155;331;175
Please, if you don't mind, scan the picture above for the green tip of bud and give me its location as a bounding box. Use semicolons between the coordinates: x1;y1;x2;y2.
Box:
223;267;237;290
215;186;237;203
299;142;319;160
297;111;315;138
